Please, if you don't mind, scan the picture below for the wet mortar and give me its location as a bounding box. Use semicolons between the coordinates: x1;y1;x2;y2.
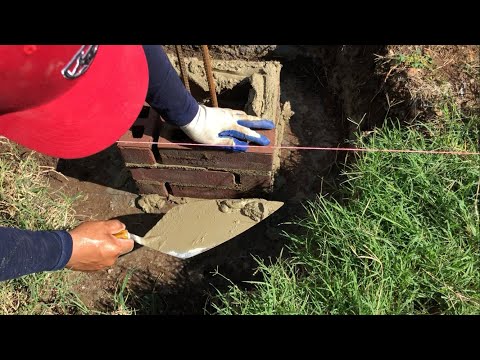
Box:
138;198;283;260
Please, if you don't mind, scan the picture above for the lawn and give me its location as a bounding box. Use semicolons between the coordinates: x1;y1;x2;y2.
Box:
213;104;480;314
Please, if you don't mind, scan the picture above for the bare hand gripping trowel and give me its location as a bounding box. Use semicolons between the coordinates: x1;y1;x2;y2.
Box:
114;198;284;259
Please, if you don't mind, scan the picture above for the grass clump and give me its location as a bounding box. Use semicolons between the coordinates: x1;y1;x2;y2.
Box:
395;47;433;69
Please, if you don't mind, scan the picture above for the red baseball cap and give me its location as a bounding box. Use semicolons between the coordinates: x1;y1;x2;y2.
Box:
0;45;149;159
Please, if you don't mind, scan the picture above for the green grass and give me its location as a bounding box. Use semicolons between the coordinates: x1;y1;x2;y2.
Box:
111;270;136;315
0;140;88;314
212;104;480;315
395;47;433;69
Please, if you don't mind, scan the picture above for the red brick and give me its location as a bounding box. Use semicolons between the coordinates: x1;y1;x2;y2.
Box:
136;181;169;196
119;148;156;165
158;149;273;171
118;116;159;149
158;120;276;154
237;173;273;189
130;167;235;187
117;107;160;165
169;185;247;199
155;120;275;171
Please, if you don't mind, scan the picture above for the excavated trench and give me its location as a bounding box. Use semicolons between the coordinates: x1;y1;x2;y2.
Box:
53;45;390;314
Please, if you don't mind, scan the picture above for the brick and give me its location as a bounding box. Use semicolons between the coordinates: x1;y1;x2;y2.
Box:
155;120;275;171
118;115;159;149
119;147;156;165
139;103;151;118
237;172;273;189
158;120;276;154
130;167;235;187
136;181;169;196
117;106;160;165
158;149;273;171
169;185;248;199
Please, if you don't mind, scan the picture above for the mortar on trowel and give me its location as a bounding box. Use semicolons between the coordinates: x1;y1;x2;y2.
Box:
115;197;283;259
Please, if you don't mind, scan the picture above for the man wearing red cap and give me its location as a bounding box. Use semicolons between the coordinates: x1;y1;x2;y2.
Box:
0;45;274;281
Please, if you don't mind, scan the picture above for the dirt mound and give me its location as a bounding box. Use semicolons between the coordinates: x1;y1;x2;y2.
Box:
375;45;479;122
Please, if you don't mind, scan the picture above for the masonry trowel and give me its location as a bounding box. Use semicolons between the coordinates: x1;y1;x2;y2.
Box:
114;198;284;259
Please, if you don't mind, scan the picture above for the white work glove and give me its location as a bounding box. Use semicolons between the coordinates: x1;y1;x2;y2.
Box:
180;105;275;152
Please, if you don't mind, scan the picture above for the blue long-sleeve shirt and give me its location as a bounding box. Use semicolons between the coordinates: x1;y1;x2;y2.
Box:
143;45;199;126
0;45;198;281
0;228;73;281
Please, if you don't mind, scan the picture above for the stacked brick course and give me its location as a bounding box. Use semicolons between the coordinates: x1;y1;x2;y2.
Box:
118;58;283;199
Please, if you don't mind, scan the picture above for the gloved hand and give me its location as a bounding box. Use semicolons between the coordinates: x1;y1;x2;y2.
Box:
180;105;275;152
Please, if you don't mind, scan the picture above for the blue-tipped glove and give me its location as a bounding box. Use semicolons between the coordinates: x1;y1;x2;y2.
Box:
180;105;275;152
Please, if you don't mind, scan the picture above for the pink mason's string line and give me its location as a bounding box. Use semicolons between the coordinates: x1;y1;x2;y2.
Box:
115;140;480;156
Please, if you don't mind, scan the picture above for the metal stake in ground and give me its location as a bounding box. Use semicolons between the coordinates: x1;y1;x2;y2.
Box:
175;45;190;92
201;45;218;107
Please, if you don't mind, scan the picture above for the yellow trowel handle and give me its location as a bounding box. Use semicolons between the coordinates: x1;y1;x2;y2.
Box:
114;229;130;239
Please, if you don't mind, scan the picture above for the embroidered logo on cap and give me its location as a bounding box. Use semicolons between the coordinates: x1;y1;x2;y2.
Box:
61;45;99;79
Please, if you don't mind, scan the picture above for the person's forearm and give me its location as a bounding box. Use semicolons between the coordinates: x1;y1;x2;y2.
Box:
0;227;72;281
143;45;199;127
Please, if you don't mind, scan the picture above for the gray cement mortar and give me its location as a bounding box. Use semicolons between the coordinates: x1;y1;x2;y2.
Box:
163;45;278;60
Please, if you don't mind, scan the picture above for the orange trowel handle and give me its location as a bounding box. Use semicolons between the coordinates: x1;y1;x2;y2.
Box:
114;229;129;239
